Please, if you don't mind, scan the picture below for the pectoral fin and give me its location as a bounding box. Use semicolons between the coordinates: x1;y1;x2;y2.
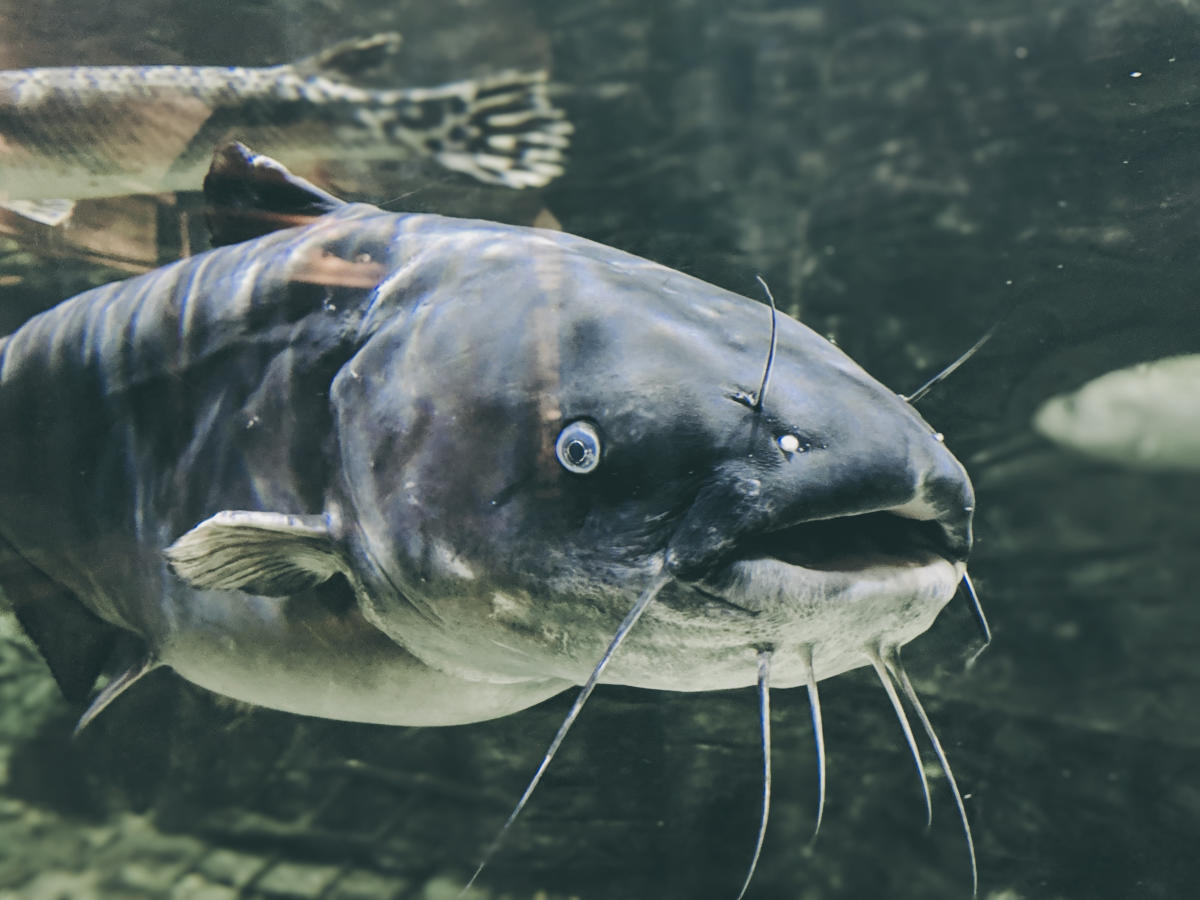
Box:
165;510;345;596
74;655;161;736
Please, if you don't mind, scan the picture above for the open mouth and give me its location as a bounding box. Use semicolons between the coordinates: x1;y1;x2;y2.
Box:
748;510;961;572
677;508;968;616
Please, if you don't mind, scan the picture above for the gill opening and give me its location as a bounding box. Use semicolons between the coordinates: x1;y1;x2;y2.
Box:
460;563;672;897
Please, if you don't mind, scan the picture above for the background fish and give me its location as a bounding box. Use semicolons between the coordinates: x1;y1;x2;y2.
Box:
0;32;572;224
1033;354;1200;471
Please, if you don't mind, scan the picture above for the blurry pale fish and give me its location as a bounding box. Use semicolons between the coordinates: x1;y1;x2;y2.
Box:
1033;354;1200;471
0;33;571;225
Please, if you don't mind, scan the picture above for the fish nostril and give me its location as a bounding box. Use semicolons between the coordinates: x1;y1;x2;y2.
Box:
925;471;976;560
887;437;975;561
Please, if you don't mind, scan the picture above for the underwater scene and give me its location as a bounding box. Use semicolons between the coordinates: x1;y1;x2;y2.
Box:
1;1;1197;898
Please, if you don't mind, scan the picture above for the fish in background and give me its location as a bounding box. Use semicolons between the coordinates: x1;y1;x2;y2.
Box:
0;32;572;227
1033;354;1200;471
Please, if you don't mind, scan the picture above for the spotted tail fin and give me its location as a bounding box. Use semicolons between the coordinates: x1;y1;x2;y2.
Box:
381;70;572;189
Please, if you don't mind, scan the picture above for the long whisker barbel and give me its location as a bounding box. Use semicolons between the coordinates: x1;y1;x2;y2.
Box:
900;327;994;658
962;571;992;665
801;644;827;840
752;275;779;411
882;645;978;896
955;573;993;672
459;566;673;897
730;276;780;412
902;327;995;404
867;645;932;828
734;649;773;900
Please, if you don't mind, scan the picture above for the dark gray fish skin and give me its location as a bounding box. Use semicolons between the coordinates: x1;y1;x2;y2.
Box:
0;33;571;206
0;149;973;729
0;201;573;725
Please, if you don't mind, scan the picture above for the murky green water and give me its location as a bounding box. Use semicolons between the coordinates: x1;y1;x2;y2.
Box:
2;2;1198;898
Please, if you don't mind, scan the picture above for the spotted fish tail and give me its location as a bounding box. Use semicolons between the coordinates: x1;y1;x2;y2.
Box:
373;69;573;190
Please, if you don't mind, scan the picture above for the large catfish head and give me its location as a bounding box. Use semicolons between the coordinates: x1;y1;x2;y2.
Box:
325;219;975;695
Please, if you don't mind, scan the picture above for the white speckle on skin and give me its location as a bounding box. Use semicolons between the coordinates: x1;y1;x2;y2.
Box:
778;434;801;453
432;542;476;580
480;242;512;260
490;592;524;619
540;624;570;654
739;477;762;499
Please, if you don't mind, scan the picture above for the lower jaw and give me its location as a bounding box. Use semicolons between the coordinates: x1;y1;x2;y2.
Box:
700;551;962;612
591;555;965;692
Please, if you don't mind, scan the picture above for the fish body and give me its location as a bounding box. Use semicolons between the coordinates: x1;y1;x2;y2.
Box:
0;145;974;726
1034;354;1200;471
0;34;570;213
0;142;983;884
0;147;981;891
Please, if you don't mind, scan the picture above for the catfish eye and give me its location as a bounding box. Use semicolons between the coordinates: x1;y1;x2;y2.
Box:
556;420;601;473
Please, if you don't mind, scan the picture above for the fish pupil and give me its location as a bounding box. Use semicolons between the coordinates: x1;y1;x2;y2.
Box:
554;420;601;473
566;440;589;465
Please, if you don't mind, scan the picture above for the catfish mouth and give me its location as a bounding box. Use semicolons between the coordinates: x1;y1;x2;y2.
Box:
686;508;968;613
748;511;961;572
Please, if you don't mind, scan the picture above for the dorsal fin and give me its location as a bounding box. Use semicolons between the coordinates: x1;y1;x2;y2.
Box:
292;32;402;79
203;142;346;247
